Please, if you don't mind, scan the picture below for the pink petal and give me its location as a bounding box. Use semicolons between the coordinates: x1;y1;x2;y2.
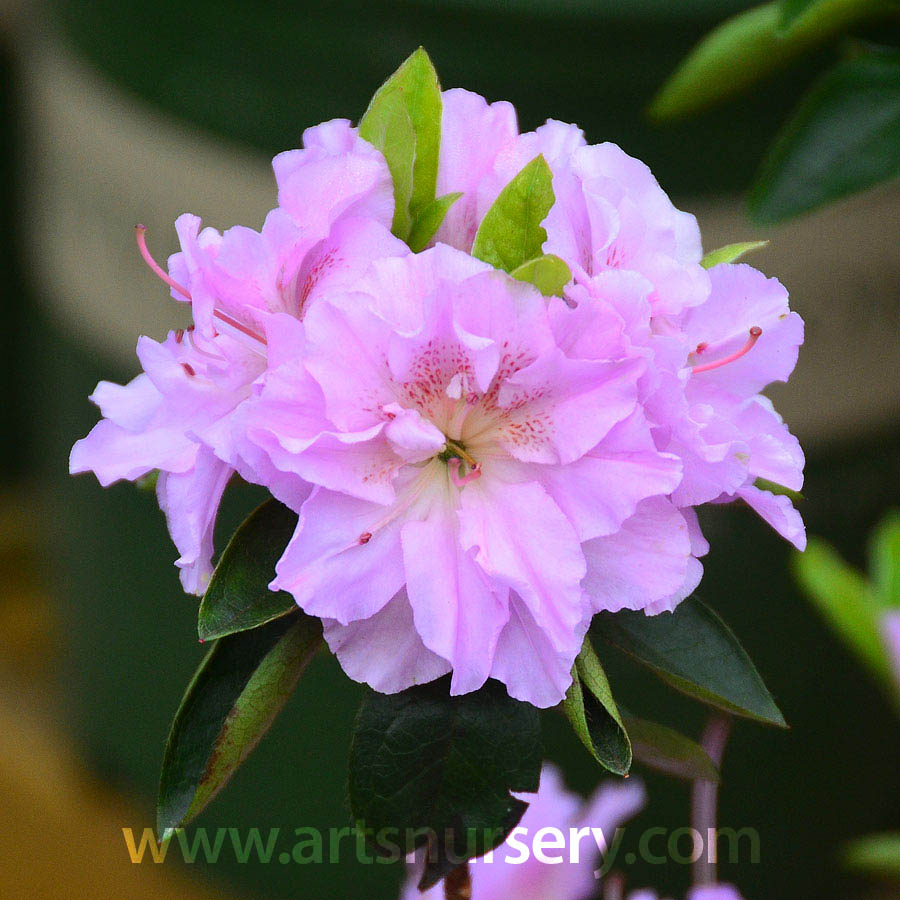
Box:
734;484;806;550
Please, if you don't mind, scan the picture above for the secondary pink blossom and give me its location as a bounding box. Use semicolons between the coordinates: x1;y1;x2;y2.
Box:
401;765;646;900
233;245;692;707
883;610;900;692
70;120;404;592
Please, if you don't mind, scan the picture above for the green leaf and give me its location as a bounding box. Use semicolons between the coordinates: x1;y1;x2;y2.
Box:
778;0;882;34
407;192;462;253
754;476;804;503
158;612;322;834
472;155;555;274
750;49;900;224
136;469;159;492
510;253;572;297
593;597;786;727
700;240;769;269
624;717;720;782
869;511;900;607
198;499;298;642
794;538;892;682
844;832;900;879
648;0;869;122
358;48;442;241
564;640;631;776
349;677;541;889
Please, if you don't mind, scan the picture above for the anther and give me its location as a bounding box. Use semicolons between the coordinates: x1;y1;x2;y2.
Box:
358;532;373;545
691;326;762;375
448;457;482;488
175;329;185;343
181;363;196;377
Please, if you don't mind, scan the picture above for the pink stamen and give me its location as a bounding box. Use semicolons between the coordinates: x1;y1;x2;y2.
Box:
691;326;762;375
448;457;482;487
135;224;268;349
135;225;192;300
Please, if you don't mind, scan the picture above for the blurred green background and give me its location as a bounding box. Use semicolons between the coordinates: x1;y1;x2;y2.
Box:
1;2;899;899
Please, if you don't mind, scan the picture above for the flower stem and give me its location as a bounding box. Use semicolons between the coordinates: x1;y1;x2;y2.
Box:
691;711;731;886
444;861;472;900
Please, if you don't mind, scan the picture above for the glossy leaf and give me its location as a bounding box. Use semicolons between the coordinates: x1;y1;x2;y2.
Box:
158;612;322;835
510;253;572;297
407;191;462;252
750;49;900;223
649;0;866;122
564;640;631;776
349;677;541;889
359;48;442;240
594;597;786;727
869;511;900;607
778;0;880;33
198;499;298;642
794;538;891;682
844;832;900;878
472;155;555;273
701;240;769;269
625;717;720;782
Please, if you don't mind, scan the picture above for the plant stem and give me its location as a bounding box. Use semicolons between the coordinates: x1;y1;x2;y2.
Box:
444;861;472;900
691;712;732;886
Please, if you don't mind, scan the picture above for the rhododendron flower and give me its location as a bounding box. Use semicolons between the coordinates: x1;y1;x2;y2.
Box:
70;120;404;592
235;246;690;706
883;610;900;692
400;764;646;900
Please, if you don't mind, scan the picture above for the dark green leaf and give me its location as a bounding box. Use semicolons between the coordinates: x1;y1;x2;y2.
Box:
359;48;442;240
158;612;322;835
349;677;541;888
472;155;555;274
625;717;720;782
869;511;900;607
198;499;298;642
700;240;769;269
407;192;462;253
844;832;900;878
564;640;631;776
594;597;787;727
750;49;900;224
794;538;892;683
510;253;572;297
649;0;869;122
778;0;880;33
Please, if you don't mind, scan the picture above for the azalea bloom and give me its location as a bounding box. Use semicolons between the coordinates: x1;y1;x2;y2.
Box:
232;245;692;706
883;610;900;692
400;765;646;900
70;120;404;592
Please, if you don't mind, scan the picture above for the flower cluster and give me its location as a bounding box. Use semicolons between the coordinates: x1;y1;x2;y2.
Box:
71;81;804;708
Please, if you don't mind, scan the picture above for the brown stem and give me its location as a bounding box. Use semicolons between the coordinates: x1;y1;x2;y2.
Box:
691;712;731;886
444;861;472;900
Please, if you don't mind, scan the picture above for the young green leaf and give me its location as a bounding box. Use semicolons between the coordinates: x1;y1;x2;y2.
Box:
471;155;555;273
198;499;298;642
349;677;541;889
407;192;462;252
750;49;900;224
510;253;572;297
700;240;769;269
358;48;442;241
624;717;720;782
869;511;900;608
794;538;892;682
778;0;881;34
754;476;803;503
564;640;631;776
648;0;866;122
158;612;321;835
594;597;787;727
844;832;900;878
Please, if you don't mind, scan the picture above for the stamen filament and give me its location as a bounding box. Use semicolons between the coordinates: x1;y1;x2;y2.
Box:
691;326;762;375
448;457;482;487
444;439;478;467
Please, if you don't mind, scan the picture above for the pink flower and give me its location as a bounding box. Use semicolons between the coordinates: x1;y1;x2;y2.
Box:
400;764;646;900
882;610;900;693
70;121;405;592
236;245;691;707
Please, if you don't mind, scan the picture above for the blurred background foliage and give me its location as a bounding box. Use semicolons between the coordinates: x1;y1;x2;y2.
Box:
0;1;898;899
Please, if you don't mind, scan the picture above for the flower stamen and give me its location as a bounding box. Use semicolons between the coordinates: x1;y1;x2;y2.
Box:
448;457;482;487
691;326;762;375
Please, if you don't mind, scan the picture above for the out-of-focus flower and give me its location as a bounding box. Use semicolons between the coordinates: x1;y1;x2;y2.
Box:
400;764;646;900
